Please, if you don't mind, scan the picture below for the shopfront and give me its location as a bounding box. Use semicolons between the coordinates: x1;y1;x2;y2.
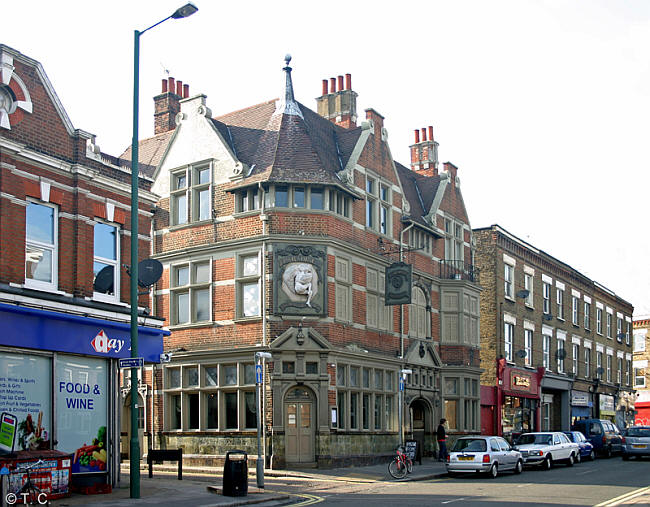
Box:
498;364;544;441
0;302;166;497
570;390;591;426
598;394;616;423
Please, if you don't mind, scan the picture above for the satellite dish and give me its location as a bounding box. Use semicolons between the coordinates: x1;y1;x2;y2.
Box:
596;367;605;375
516;349;527;359
138;259;163;288
516;290;530;299
543;314;553;321
555;349;567;360
93;265;114;294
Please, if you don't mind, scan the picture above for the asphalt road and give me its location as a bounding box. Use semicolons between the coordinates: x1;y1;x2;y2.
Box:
304;457;650;506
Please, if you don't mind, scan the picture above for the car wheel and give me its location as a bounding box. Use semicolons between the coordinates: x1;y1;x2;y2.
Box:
575;452;581;463
514;460;523;474
589;450;595;461
566;453;574;467
605;446;612;459
543;456;552;470
622;454;630;461
489;463;498;478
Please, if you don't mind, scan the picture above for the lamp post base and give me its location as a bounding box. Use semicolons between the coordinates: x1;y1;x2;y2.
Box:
256;457;264;488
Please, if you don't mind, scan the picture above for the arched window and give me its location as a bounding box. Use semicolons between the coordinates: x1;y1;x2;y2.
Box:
409;286;429;339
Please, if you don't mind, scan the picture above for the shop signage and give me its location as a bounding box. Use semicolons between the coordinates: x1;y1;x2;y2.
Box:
599;394;615;415
55;356;108;474
509;371;533;392
571;391;590;407
0;354;51;451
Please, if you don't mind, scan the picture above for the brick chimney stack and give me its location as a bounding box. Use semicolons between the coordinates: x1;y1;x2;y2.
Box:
410;125;439;177
154;77;191;135
315;73;358;129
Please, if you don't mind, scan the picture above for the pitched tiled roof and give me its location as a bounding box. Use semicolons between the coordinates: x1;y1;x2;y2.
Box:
395;161;442;229
119;130;174;177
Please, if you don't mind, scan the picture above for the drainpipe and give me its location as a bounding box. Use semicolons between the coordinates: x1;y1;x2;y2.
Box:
259;182;269;468
399;222;414;359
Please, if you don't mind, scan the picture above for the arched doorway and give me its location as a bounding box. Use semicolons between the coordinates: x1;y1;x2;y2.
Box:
409;398;432;457
121;393;145;459
284;386;315;464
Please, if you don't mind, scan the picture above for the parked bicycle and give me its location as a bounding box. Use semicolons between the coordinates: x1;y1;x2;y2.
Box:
388;446;413;479
11;459;49;505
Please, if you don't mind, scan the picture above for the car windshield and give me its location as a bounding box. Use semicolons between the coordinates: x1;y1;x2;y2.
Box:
452;438;487;452
626;428;650;437
516;434;553;445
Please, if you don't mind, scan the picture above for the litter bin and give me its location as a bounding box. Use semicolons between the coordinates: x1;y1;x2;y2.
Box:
222;450;248;497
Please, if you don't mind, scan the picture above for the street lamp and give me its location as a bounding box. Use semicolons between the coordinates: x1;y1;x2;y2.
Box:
129;3;197;499
254;351;272;488
398;369;412;447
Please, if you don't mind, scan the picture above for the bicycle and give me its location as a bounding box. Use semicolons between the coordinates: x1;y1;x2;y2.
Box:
13;459;50;506
387;446;413;479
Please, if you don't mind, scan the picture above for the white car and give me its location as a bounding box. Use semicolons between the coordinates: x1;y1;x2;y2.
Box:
514;432;580;469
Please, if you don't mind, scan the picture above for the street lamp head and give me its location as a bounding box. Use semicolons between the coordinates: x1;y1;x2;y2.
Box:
256;351;273;360
400;369;412;376
172;2;198;19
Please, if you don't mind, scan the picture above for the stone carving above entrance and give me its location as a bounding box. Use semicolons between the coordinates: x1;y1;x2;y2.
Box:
273;244;327;316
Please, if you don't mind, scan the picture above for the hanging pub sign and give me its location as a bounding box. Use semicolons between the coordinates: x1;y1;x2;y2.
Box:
385;262;412;306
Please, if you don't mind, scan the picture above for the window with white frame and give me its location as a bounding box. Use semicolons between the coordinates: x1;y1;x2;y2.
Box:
572;296;579;325
171;260;211;325
504;263;514;299
543;333;551;369
236;187;261;212
164;362;256;431
504;322;514;362
596;351;603;379
557;338;565;374
524;329;533;366
236;253;260;319
626;360;630;386
366;266;391;331
635;367;646;387
524;273;533;306
606;354;612;382
93;222;119;301
365;176;376;229
543;282;551;314
25;201;58;290
596;307;603;334
617;357;622;384
379;183;390;236
335;257;352;323
584;302;591;330
616;317;623;342
626;321;631;346
584;348;591;378
556;287;565;320
572;343;579;376
607;312;612;338
445;219;464;264
409;286;428;339
170;164;211;225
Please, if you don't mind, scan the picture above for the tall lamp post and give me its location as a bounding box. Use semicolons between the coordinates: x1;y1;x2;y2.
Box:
129;3;198;499
254;351;272;488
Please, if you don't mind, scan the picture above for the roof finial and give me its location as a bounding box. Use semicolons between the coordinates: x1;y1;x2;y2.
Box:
274;53;303;118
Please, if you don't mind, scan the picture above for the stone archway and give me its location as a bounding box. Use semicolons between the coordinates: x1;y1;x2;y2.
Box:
284;386;316;464
409;398;433;457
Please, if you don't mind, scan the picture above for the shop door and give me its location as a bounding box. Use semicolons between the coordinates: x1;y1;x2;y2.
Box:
284;388;314;464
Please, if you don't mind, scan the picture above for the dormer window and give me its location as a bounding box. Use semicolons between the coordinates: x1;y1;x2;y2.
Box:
170;163;212;225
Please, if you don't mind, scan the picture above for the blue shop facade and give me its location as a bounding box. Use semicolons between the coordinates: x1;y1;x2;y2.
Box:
0;296;168;486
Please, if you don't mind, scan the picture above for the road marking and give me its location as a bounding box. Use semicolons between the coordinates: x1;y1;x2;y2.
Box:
594;485;650;506
291;493;325;505
441;497;467;504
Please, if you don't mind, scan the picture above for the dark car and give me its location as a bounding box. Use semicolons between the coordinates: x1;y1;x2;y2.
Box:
621;426;650;460
571;419;623;458
563;431;595;461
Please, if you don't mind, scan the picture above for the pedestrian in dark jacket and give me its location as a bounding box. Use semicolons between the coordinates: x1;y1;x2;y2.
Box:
437;418;447;461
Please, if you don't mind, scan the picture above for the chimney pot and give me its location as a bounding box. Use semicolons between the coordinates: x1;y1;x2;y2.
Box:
176;80;183;96
428;126;434;141
168;77;175;95
322;79;328;95
414;129;420;143
337;75;344;92
345;73;352;90
330;77;336;93
421;128;427;142
162;79;168;93
183;84;189;98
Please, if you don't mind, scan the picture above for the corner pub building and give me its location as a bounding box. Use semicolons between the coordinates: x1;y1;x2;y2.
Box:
127;59;482;468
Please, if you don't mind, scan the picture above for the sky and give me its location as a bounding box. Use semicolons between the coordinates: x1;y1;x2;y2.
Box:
5;0;650;316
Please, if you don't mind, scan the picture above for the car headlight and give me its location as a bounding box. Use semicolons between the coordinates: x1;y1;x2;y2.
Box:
528;450;543;456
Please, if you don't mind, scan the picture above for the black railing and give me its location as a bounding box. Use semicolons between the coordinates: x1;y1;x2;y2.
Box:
439;260;477;282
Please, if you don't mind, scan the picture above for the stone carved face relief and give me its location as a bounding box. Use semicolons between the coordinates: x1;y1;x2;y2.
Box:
281;262;318;307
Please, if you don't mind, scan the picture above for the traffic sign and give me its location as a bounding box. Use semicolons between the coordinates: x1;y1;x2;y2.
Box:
399;378;404;391
256;364;263;384
119;357;144;368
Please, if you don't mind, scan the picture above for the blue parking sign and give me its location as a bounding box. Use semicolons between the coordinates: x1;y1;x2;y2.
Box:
256;364;263;384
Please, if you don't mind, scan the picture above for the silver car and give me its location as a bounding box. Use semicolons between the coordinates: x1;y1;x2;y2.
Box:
622;426;650;460
446;436;523;478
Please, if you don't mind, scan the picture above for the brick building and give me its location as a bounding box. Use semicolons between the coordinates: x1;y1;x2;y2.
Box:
126;58;482;468
474;225;635;439
0;45;166;488
633;318;650;425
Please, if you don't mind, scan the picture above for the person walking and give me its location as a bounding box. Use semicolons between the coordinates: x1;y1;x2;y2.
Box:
437;418;447;461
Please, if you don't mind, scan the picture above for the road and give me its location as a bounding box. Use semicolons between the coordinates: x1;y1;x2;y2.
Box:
275;457;650;506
